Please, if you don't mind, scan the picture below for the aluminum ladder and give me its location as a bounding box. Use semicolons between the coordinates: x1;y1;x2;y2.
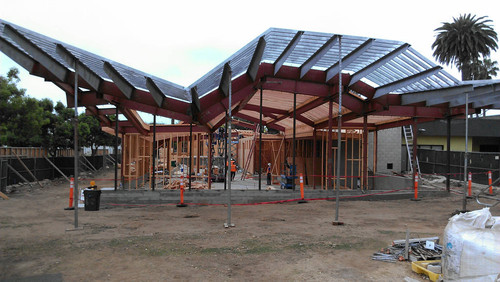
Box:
403;125;421;175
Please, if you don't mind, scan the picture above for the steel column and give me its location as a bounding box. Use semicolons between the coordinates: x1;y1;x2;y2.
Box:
293;92;296;191
152;114;156;191
225;67;234;228
328;99;333;190
224;114;228;191
463;93;469;211
208;133;212;189
334;37;342;223
312;128;317;189
446;116;451;192
189;122;193;190
114;106;119;191
362;115;368;190
259;86;263;191
73;62;79;228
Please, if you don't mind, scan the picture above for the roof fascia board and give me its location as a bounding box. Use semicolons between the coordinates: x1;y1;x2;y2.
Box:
56;44;102;91
300;35;339;78
247;36;266;81
145;77;166;107
0;36;35;72
401;85;473;105
218;62;231;97
103;61;135;99
349;43;410;86
274;31;304;75
3;24;68;82
373;66;442;98
326;38;375;82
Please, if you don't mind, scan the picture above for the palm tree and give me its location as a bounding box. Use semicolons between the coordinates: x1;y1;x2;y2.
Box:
432;14;498;81
471;58;499;79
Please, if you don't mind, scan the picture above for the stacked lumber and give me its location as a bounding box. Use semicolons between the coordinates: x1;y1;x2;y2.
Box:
164;180;208;190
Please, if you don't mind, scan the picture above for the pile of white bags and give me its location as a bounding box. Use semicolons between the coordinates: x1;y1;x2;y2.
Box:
442;208;500;281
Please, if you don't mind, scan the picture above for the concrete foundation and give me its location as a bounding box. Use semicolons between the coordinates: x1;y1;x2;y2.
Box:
100;188;448;206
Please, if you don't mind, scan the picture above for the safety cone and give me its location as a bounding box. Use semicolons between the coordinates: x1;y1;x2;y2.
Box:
64;177;75;210
298;173;307;203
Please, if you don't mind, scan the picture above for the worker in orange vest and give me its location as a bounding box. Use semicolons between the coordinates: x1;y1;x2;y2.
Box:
230;159;237;181
227;154;237;181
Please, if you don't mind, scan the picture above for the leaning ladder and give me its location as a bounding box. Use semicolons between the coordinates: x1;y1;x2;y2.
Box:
240;124;260;180
403;125;421;175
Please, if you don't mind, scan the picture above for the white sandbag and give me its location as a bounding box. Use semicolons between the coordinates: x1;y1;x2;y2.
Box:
442;208;500;281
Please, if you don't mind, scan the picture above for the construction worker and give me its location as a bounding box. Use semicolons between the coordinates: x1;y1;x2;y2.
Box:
230;157;237;181
267;163;272;185
227;154;237;181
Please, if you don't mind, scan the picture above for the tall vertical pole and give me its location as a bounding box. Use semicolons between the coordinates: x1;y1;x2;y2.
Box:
114;106;119;191
312;128;317;189
292;92;297;191
328;99;333;190
73;62;79;228
362;115;368;190
189;122;193;190
446;115;451;192
334;37;342;223
225;66;234;228
152;114;156;191
208;132;212;190
259;86;263;190
462;93;469;211
224;115;228;191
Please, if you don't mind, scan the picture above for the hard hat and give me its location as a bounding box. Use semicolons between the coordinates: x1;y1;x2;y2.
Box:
268;163;271;166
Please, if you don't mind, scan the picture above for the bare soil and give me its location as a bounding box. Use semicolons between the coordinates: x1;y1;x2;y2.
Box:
1;170;499;281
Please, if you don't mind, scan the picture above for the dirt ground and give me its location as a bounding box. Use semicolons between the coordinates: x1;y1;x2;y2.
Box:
1;170;499;281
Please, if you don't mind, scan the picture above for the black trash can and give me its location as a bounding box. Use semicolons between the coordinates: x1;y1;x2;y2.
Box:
83;190;101;211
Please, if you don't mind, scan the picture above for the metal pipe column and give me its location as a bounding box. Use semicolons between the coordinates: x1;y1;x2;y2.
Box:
327;99;333;190
73;62;79;228
362;115;368;190
292;92;296;191
462;93;469;211
446;115;451;192
189;122;193;190
225;66;234;227
152;114;156;191
259;86;263;190
312;128;316;189
334;37;342;223
114;106;119;191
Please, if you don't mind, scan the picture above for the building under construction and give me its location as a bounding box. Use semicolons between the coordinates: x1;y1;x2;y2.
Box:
1;19;500;193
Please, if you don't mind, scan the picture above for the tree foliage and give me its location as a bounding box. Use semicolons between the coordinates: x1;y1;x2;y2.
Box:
0;68;117;155
432;14;498;81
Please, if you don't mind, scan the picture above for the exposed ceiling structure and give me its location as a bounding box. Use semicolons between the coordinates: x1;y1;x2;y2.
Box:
1;19;499;136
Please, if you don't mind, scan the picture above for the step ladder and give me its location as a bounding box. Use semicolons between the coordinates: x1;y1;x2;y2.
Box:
403;125;421;175
240;124;260;180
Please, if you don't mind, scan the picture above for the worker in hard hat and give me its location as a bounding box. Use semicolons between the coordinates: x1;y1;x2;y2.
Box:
228;154;237;181
267;163;272;185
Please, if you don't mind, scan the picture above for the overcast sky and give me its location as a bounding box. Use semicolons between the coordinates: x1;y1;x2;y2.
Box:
1;0;499;112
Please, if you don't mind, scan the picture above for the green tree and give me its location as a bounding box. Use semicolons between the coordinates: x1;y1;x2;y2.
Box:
432;14;498;81
79;114;116;156
471;58;499;79
0;68;50;146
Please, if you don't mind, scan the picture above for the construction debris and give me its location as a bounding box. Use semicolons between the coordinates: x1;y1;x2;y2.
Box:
164;180;208;190
372;237;442;263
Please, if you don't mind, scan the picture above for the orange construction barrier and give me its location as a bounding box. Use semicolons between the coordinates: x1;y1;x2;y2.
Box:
177;168;187;207
65;177;74;210
413;173;419;200
488;171;493;195
468;172;472;197
298;173;307;203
